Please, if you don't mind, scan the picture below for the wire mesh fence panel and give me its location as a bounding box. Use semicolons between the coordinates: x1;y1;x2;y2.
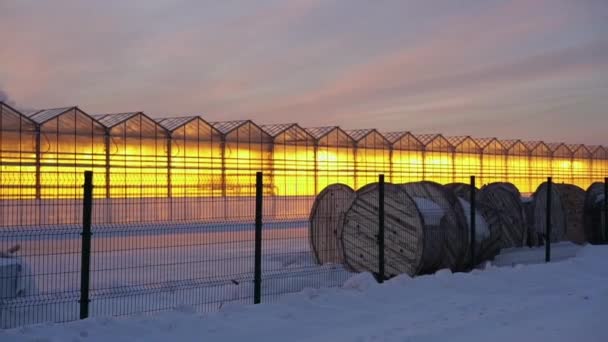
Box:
261;177;353;303
0;224;82;328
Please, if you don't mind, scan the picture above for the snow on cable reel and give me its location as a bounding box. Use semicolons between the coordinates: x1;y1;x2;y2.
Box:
399;181;469;272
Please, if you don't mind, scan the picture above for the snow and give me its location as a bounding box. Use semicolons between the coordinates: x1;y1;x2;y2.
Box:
493;242;582;267
413;197;444;226
3;245;607;342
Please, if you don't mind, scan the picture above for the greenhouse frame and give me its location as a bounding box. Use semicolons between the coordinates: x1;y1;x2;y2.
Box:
1;101;607;209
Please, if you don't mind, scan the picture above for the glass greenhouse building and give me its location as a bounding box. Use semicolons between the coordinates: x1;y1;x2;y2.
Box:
1;101;607;204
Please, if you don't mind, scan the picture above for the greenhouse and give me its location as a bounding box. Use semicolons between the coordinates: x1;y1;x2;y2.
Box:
1;101;607;212
32;107;107;199
416;134;454;185
261;123;315;196
448;136;482;185
386;131;424;184
346;129;391;189
157;116;223;197
306;126;355;191
93;112;169;199
477;138;507;186
211;120;273;197
570;144;592;189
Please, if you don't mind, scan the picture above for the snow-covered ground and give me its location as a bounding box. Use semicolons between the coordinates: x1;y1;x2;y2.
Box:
2;244;607;342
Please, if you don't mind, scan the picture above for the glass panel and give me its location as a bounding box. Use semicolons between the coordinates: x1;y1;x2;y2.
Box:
506;142;530;193
0;106;37;199
424;136;453;185
39;109;107;199
317;129;355;190
108;115;169;198
170;119;223;197
355;132;390;188
454;138;481;184
224;123;272;196
272;127;315;196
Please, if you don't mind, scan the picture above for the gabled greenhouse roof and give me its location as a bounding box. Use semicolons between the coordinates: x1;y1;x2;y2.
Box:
384;132;424;150
415;133;453;152
0;101;35;128
156;116;199;132
590;145;608;159
547;143;572;158
383;131;409;144
305;126;354;147
446;136;481;153
28;107;76;124
260;123;315;143
569;144;591;158
524;140;551;156
93;112;142;128
260;123;297;137
211;120;250;135
345;129;391;148
478;138;506;154
305;126;340;140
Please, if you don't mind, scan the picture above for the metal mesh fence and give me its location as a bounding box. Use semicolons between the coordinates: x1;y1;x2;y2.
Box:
1;170;607;329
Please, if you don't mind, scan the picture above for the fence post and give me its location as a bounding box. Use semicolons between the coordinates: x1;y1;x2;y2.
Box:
470;176;476;269
604;177;608;242
80;171;93;319
254;172;263;304
545;177;552;263
378;174;385;283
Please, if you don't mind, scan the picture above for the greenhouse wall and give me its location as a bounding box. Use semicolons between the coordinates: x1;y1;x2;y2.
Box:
549;143;574;185
308;127;355;191
504;140;531;193
348;129;391;189
479;138;507;186
417;134;454;185
450;136;482;185
570;145;592;189
263;123;316;219
388;132;424;184
1;101;607;226
158;116;224;222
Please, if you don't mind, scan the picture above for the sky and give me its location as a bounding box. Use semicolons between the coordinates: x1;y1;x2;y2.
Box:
1;0;607;145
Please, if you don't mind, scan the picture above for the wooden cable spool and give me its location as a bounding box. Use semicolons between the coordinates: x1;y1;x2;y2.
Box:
478;182;528;248
309;183;356;265
584;182;606;244
532;182;586;244
399;181;469;272
341;183;425;278
446;185;503;264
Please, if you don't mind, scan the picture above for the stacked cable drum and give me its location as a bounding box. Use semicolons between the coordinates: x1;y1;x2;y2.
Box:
309;179;606;281
309;184;356;265
584;182;607;244
531;182;587;244
446;183;502;263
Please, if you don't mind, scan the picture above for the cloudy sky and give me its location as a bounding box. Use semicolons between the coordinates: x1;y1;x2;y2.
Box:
1;0;607;144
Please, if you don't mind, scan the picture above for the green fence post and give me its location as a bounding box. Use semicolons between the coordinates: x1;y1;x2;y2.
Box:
80;171;93;319
254;172;263;304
